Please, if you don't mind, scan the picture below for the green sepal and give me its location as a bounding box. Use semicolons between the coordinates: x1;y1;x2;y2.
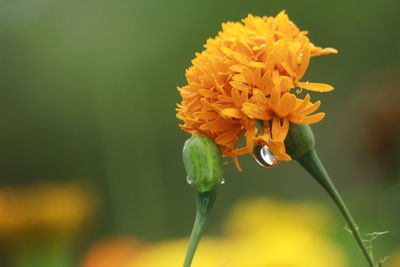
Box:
182;134;223;192
284;123;315;160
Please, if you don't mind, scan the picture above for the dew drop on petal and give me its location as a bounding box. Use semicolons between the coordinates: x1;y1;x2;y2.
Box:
252;144;279;167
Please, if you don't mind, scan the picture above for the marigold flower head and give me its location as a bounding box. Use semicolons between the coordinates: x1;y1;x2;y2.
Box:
177;11;337;170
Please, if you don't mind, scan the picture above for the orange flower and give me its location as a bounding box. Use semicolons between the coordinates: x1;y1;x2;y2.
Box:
81;238;144;267
177;11;337;170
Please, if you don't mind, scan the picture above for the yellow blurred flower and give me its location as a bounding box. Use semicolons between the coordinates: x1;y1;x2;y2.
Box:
0;181;96;242
131;238;228;267
126;198;347;267
176;11;337;170
224;198;330;238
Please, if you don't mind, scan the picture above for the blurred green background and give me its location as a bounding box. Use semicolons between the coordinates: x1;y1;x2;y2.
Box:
0;0;399;266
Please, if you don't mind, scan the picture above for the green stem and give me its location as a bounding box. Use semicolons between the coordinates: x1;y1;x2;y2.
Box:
297;150;376;267
183;189;217;267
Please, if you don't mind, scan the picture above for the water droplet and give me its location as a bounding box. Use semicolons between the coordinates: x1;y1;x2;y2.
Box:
186;176;193;185
220;178;225;184
252;144;279;167
299;53;304;57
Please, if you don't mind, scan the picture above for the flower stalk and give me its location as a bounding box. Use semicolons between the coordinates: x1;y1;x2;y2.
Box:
183;189;216;267
298;150;375;267
285;123;376;267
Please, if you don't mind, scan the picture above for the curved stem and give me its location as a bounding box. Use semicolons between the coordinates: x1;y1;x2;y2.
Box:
183;189;217;267
297;150;375;267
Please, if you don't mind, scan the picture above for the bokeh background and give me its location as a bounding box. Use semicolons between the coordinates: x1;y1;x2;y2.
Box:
0;0;399;266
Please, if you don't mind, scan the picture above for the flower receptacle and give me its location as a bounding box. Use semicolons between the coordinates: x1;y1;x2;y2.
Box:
284;123;315;160
182;134;223;193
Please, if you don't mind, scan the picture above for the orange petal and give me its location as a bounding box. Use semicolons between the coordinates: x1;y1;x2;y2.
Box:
276;11;290;35
233;51;252;65
200;119;233;131
242;103;272;120
271;117;281;140
230;81;248;91
267;140;291;161
289;112;325;124
220;46;233;56
229;64;244;73
252;89;269;106
220;108;243;119
296;46;310;79
270;85;281;110
193;111;218;120
200;98;221;111
259;71;274;94
249;61;266;68
297;82;334;92
281;61;296;77
232;155;242;172
232;74;246;82
244;119;256;150
279;76;294;92
277;93;296;117
215;131;238;145
295;94;311;111
265;50;276;70
199;89;218;98
301;100;321;115
279;118;289;140
320;47;338;55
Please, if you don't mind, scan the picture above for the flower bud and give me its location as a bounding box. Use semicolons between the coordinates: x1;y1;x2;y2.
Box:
284;123;315;160
182;134;223;192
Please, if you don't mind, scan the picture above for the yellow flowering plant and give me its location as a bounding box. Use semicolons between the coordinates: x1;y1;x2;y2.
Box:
177;11;381;267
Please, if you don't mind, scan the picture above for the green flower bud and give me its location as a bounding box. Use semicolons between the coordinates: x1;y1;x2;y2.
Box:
284;123;315;160
182;134;223;192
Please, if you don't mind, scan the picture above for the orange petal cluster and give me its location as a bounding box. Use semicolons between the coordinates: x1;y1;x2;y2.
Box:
177;11;337;170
